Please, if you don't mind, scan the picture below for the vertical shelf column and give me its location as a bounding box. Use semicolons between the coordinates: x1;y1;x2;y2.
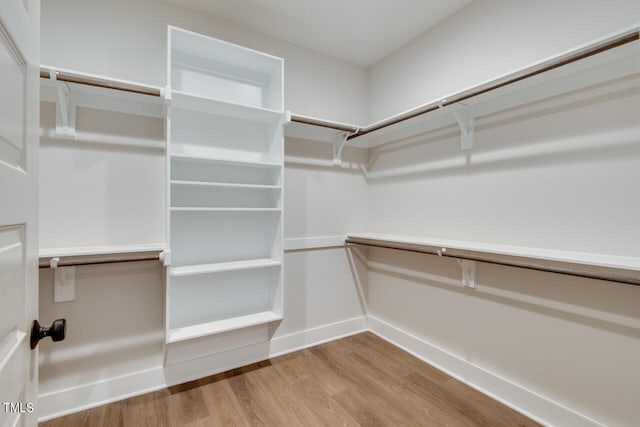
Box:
165;26;284;352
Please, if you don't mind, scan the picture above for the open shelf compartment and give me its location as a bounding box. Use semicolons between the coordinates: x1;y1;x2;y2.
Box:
170;106;283;164
170;210;282;267
171;183;281;209
168;267;282;342
169;26;283;111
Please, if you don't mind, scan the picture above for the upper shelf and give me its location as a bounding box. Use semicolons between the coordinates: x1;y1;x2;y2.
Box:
169;26;283;112
284;26;639;149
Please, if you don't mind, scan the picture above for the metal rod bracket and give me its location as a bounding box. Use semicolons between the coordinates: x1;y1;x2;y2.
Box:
457;259;477;288
453;105;474;150
49;257;60;269
50;69;76;139
160;250;171;267
333;131;350;166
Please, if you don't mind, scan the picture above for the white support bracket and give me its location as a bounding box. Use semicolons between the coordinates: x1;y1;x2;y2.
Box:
49;257;60;269
333;131;350;166
160;250;171;267
453;105;474;150
49;69;76;139
457;259;477;289
162;85;172;115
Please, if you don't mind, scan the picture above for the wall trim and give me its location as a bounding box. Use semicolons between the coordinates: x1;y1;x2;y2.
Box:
367;315;605;427
284;235;346;251
269;316;368;357
38;366;167;422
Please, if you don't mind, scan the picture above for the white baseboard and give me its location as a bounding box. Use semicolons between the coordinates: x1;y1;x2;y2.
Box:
368;315;604;427
269;316;368;357
38;316;367;422
38;366;167;422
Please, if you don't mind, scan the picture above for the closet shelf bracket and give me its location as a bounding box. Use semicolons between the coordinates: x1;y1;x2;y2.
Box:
453;105;474;150
333;129;359;165
457;258;477;289
50;69;77;139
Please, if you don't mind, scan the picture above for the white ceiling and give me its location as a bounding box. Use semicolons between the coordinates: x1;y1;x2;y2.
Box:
162;0;471;67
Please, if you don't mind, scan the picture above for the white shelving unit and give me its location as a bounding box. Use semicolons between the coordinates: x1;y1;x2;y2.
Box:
165;26;284;346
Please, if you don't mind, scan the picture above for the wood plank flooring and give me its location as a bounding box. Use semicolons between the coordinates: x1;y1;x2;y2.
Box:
40;332;540;427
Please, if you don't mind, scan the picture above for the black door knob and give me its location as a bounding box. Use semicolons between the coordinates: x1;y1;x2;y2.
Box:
30;319;66;349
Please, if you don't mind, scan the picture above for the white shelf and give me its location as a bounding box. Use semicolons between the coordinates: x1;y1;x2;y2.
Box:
171;90;282;123
39;243;164;258
171;258;281;277
347;233;640;272
168;310;283;343
171;207;281;212
170;180;281;190
170;152;281;168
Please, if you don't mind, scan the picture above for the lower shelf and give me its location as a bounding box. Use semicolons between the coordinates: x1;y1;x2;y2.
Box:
168;310;282;343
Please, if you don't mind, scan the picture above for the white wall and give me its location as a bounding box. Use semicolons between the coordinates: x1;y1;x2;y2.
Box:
369;0;640;121
364;2;640;425
41;0;368;124
39;102;165;250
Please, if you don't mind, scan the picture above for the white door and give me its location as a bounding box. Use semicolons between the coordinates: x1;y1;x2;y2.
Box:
0;1;40;426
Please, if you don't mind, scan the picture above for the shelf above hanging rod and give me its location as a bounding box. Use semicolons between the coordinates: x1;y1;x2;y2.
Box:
348;26;638;141
346;233;640;287
38;26;638;146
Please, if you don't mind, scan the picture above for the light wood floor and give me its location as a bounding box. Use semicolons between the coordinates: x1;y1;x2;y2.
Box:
40;332;540;426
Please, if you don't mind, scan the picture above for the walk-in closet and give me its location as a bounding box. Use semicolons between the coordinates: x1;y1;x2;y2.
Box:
1;1;639;426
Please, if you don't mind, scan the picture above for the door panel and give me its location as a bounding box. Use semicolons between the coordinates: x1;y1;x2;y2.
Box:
0;226;24;342
0;1;38;426
0;28;26;170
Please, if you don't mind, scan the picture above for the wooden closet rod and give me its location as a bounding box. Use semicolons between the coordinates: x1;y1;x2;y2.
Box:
347;28;639;141
39;252;162;268
289;113;359;133
40;68;162;97
345;238;640;287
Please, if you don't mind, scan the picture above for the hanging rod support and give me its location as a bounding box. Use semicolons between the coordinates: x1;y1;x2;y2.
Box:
453;105;474;150
49;68;77;139
457;259;477;288
334;131;350;165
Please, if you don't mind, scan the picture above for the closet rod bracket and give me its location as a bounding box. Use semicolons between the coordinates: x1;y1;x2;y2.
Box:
160;250;171;267
457;258;477;289
333;132;348;165
453;105;474;150
162;86;172;115
333;127;360;165
50;69;77;139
